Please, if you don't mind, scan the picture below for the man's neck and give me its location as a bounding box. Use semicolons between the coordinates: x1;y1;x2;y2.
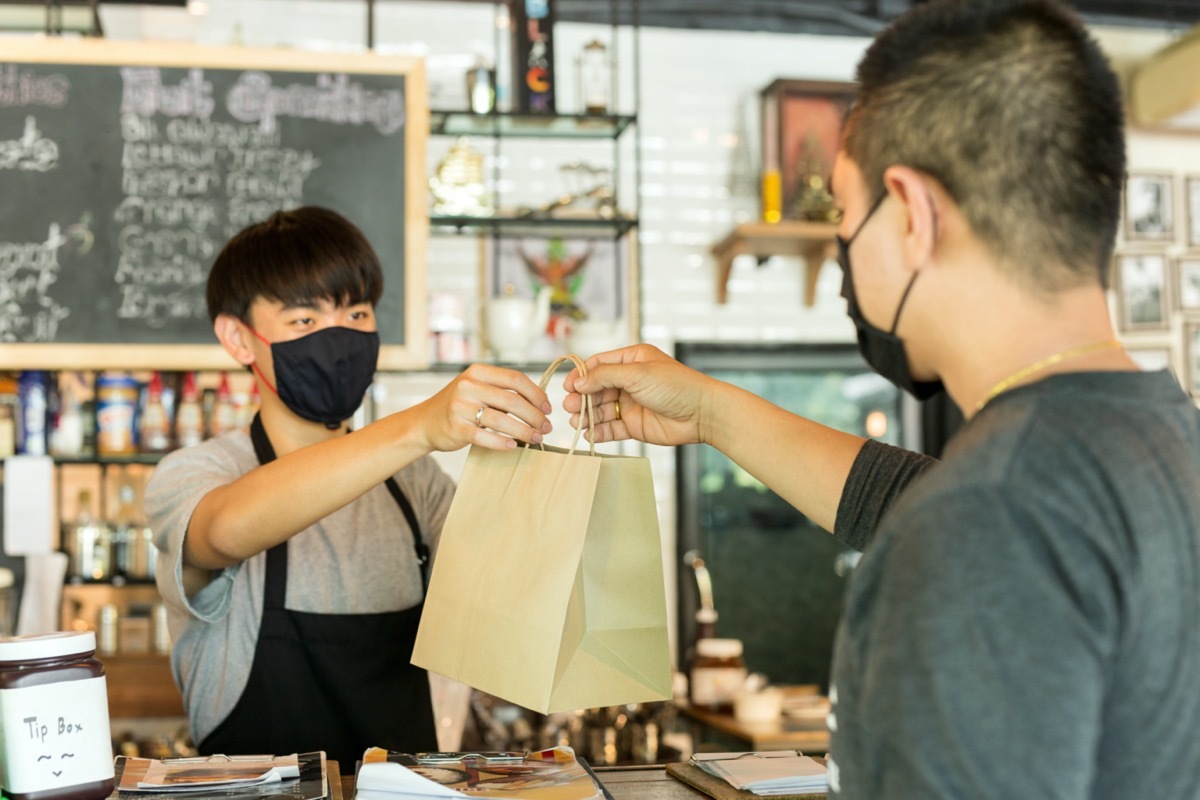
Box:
257;395;347;456
932;279;1137;417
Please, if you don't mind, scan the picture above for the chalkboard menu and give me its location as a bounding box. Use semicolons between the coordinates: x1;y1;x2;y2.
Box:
0;40;428;369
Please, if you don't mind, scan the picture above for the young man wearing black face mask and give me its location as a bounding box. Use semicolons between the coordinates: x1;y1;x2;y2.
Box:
563;1;1200;797
145;206;554;768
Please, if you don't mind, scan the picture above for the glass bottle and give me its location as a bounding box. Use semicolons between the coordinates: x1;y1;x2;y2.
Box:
578;39;611;115
174;372;204;448
139;372;171;453
209;372;237;437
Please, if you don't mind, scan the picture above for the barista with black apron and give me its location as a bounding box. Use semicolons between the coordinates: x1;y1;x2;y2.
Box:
199;415;436;768
146;207;551;772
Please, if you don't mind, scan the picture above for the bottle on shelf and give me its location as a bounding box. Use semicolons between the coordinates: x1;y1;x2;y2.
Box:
236;382;260;429
139;372;172;454
175;371;204;448
0;373;16;457
16;370;49;456
209;372;237;438
51;373;87;458
96;371;140;457
0;401;14;459
64;488;112;583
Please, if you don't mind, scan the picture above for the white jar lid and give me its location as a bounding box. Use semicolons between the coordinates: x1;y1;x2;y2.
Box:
0;631;97;662
697;637;743;659
0;567;13;589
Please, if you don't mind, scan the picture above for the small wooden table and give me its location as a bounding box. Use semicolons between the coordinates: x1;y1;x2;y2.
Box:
676;703;830;755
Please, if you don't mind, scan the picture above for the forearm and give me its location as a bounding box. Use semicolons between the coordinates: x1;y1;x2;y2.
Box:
704;381;867;533
185;412;430;568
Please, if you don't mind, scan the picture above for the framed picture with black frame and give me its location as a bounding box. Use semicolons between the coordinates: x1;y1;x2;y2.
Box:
760;79;856;222
1115;253;1170;331
1184;322;1200;396
1124;173;1175;243
1186;175;1200;249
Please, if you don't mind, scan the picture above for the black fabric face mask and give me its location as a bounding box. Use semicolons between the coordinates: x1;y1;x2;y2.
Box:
255;326;381;428
836;192;944;401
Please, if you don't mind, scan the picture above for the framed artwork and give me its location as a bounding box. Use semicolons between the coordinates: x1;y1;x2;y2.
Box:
1187;175;1200;249
1127;346;1172;373
1177;257;1200;311
1115;253;1170;331
760;79;855;221
1185;323;1200;396
479;235;638;361
1123;173;1175;242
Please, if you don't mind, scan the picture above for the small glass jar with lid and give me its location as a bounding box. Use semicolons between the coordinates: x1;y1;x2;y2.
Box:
0;631;115;800
689;637;748;712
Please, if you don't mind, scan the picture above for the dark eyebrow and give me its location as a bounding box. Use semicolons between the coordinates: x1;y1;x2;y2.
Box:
278;299;320;312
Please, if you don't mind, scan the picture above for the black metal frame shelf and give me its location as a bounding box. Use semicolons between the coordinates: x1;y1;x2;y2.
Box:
430;109;637;140
430;213;638;239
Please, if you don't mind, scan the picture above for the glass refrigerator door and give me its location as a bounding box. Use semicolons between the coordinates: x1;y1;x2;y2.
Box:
675;342;909;691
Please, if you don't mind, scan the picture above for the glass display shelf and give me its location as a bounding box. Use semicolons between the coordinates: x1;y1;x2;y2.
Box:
45;452;166;466
430;109;636;140
430;213;638;239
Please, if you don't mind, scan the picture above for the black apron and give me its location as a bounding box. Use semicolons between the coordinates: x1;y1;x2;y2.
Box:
199;414;437;767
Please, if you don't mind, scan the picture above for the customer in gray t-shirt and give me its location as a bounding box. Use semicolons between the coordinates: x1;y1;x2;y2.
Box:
557;2;1200;797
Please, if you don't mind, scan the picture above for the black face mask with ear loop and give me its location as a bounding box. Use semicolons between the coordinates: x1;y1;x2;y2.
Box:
836;191;944;401
266;326;381;429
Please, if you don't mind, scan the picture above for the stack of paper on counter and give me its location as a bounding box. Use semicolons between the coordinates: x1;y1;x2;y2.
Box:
353;747;609;800
109;753;327;800
692;752;828;797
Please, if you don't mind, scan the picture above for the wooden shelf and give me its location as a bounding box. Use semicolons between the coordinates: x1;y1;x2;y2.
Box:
101;653;184;719
61;583;184;719
711;220;838;305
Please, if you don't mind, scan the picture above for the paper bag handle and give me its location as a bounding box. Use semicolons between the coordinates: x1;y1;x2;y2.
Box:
536;354;596;456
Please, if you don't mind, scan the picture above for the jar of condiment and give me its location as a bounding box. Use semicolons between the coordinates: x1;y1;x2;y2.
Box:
0;631;115;800
95;372;139;456
689;637;748;713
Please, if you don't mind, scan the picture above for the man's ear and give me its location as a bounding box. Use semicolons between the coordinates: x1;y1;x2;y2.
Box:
214;314;256;366
882;165;940;271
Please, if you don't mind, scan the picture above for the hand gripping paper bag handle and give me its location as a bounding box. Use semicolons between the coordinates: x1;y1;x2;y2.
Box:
412;354;672;713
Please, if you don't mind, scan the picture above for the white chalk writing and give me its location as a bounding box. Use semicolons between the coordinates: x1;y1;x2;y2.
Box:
0;65;69;108
226;71;404;135
0;115;58;171
0;223;71;342
119;67;215;119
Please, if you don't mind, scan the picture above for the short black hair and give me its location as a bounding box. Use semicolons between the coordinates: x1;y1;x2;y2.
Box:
206;205;384;324
842;0;1126;290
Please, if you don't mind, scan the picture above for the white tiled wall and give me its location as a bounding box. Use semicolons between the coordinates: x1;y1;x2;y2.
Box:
95;3;1200;660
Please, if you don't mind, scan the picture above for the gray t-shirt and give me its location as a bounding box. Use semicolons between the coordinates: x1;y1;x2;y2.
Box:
144;430;455;744
828;369;1200;799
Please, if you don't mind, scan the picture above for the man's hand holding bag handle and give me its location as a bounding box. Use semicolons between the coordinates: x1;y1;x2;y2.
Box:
412;355;673;713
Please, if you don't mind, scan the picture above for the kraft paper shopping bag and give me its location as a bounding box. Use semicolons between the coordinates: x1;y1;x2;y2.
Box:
412;355;672;713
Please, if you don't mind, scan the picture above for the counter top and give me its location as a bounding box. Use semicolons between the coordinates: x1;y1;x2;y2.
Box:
677;702;830;754
335;764;707;800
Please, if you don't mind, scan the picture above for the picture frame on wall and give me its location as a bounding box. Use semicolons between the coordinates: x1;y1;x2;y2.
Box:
760;79;856;222
1177;257;1200;311
1123;173;1175;242
1115;253;1170;331
1127;346;1173;373
479;235;638;361
1185;323;1200;395
1187;175;1200;249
